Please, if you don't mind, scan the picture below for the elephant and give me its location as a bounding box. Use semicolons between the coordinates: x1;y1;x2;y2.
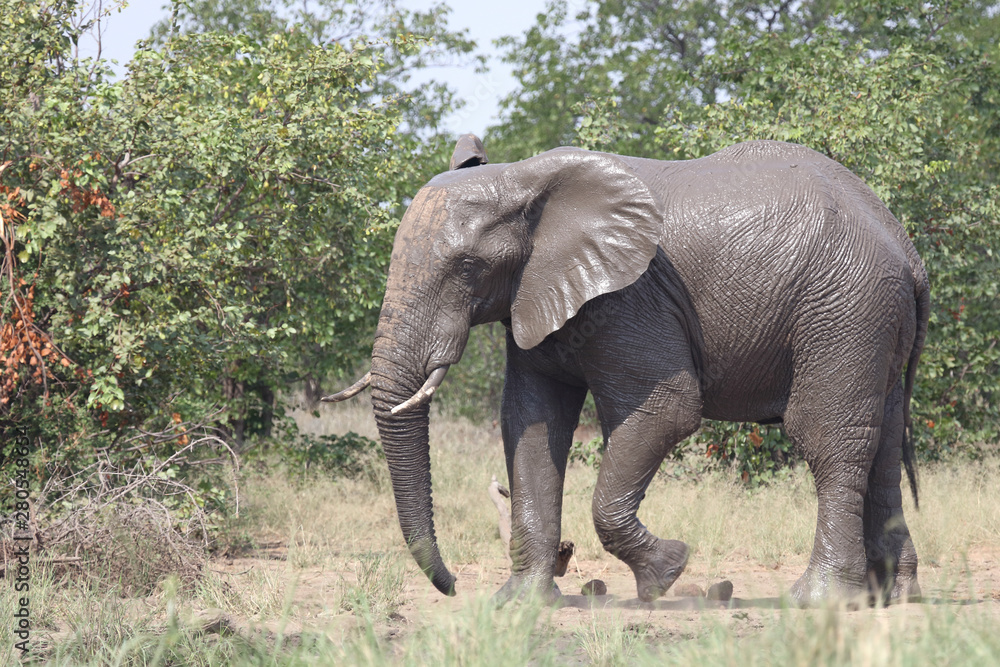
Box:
325;134;929;606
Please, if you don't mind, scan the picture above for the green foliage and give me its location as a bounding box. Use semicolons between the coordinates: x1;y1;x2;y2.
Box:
685;422;796;486
1;0;472;457
489;0;846;160
338;551;407;620
150;0;480;139
574;97;629;152
569;435;604;469
277;429;383;479
531;0;1000;463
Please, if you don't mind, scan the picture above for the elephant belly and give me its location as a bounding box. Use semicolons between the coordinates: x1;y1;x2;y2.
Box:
698;348;794;424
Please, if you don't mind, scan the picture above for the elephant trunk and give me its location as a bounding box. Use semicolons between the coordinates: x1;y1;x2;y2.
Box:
370;347;457;597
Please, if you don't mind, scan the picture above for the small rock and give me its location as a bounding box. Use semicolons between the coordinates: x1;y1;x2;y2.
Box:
673;582;706;598
555;540;575;577
707;580;734;602
581;579;607;596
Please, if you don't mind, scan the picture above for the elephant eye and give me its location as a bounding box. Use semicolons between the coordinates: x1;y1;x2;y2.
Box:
460;258;478;279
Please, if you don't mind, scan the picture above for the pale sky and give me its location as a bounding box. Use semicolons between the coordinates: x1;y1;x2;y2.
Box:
81;0;586;137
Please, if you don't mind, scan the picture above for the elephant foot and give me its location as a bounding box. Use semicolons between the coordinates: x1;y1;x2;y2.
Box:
627;539;689;602
790;566;869;607
865;556;921;605
867;567;921;605
492;574;562;607
890;574;921;603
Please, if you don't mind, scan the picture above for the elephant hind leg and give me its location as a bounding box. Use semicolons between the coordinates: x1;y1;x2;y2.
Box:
591;373;701;602
783;371;886;605
864;381;920;603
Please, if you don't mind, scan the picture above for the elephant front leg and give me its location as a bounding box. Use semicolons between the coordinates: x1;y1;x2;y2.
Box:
496;361;587;604
591;381;701;602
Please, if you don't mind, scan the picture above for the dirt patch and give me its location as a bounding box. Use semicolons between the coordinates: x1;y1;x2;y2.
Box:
201;545;1000;647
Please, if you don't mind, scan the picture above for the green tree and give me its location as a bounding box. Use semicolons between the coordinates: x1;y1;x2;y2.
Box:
490;0;1000;160
494;0;999;467
1;0;472;473
489;0;846;161
150;0;479;141
605;1;999;462
142;0;478;439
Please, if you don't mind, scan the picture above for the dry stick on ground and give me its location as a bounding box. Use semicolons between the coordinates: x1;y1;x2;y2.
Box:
39;433;239;549
488;476;512;565
1;420;244;589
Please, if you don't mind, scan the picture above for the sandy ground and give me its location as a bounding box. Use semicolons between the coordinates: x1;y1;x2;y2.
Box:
204;544;1000;649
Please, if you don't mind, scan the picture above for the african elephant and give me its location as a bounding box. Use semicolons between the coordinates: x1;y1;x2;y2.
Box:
326;134;929;606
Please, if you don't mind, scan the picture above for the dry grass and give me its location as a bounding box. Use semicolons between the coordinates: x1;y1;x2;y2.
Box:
338;552;407;619
280;400;999;578
906;463;1000;564
4;399;997;665
272;396;509;568
575;613;650;666
196;567;288;620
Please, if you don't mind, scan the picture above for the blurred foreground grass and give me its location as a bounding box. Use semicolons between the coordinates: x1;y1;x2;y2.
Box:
2;402;997;665
4;585;998;666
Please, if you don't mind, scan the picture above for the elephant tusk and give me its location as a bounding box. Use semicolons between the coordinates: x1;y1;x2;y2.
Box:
390;366;449;416
320;372;371;403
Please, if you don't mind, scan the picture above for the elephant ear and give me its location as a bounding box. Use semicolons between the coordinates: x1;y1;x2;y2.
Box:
449;134;489;170
508;148;662;349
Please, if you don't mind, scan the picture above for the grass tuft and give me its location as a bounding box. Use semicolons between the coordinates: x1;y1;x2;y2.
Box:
196;567;288;620
398;593;556;666
338;551;407;620
576;613;650;666
656;602;1000;666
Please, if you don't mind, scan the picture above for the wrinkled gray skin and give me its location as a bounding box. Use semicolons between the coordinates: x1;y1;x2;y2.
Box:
354;135;929;606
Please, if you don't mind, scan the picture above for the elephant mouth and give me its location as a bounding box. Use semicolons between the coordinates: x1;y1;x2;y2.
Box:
390;365;449;415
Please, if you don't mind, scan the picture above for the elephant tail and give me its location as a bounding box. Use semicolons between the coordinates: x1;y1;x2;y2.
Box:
902;267;930;510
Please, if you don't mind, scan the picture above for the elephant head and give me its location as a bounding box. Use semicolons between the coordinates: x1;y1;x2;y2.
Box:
327;135;664;595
